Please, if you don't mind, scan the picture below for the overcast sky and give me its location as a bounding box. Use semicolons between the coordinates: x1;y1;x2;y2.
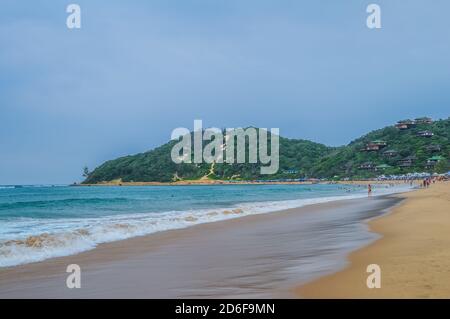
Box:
1;0;449;184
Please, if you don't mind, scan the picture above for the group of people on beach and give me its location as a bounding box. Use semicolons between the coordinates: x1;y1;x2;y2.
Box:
422;178;432;188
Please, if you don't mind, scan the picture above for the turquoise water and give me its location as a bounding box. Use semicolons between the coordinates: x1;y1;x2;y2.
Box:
0;184;409;267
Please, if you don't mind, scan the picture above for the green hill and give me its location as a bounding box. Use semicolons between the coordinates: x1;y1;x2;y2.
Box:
312;117;450;179
83;130;333;183
83;118;450;183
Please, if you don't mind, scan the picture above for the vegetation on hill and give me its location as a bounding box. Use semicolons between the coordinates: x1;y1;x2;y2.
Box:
83;130;333;183
83;118;450;183
311;118;450;179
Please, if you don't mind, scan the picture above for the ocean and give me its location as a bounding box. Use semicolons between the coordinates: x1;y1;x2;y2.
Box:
0;183;412;268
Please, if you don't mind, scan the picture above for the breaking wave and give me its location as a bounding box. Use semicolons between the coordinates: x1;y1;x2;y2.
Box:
0;184;413;267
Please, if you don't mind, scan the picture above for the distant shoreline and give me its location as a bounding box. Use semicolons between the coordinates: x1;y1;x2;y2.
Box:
74;179;417;187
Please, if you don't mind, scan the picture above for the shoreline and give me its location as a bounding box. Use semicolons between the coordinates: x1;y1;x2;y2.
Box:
0;193;404;298
75;179;420;187
296;182;450;298
0;184;411;269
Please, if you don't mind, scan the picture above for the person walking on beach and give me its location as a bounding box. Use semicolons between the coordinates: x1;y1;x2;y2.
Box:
368;184;372;197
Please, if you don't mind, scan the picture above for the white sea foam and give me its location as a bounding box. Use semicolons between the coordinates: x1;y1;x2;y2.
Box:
0;184;413;267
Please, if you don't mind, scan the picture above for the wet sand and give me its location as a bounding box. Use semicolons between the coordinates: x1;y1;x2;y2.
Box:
0;195;402;298
298;182;450;298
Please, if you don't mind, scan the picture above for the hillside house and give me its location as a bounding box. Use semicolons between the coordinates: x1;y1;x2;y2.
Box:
360;162;376;170
415;117;433;124
283;169;299;174
425;144;441;152
363;140;387;152
398;156;416;167
395;119;416;130
425;156;445;168
417;130;434;138
372;140;387;147
363;143;381;151
383;149;398;157
376;164;391;171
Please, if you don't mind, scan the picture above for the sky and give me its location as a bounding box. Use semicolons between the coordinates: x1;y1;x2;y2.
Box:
1;0;449;184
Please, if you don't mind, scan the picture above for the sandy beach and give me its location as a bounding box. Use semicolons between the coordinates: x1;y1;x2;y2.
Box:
0;193;401;298
1;182;448;299
297;182;450;298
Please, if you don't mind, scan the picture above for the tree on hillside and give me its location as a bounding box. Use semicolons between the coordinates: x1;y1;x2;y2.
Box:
82;166;90;178
435;160;449;174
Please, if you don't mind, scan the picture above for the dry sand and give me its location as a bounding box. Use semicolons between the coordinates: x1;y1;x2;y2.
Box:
297;182;450;298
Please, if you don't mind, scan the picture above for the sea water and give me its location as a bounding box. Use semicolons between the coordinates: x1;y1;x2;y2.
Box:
0;183;412;267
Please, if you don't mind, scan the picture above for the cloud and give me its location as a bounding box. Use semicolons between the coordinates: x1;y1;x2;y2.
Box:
1;0;449;183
